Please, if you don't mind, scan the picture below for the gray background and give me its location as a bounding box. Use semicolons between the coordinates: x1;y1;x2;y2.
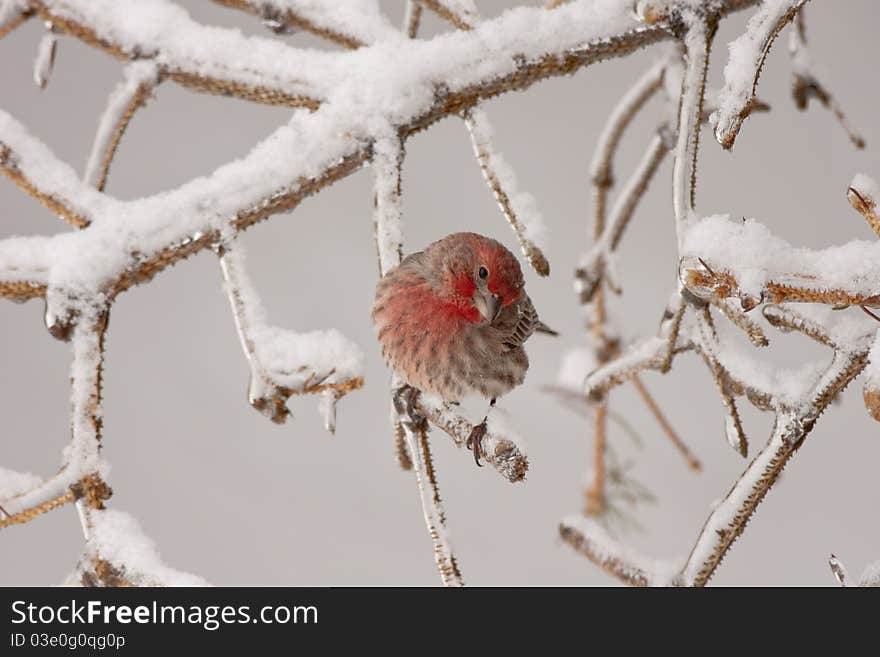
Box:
1;1;878;586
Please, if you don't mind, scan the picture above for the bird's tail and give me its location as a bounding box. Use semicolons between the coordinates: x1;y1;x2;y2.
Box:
536;321;559;336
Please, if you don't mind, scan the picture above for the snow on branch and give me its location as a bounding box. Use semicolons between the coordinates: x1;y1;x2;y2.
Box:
711;0;808;149
416;395;529;484
211;0;399;48
417;0;479;31
0;0;30;39
464;107;549;276
32;0;325;109
0;111;112;227
219;238;364;428
84;61;160;191
6;0;870;588
681;212;880;310
681;344;869;586
73;509;209;586
560;516;682;586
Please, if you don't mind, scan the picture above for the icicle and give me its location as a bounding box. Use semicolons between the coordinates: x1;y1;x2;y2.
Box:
43;295;74;342
33;26;57;90
319;389;339;435
724;412;743;455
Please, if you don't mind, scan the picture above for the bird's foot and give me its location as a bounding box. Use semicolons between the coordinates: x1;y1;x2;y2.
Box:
393;384;427;431
466;418;488;467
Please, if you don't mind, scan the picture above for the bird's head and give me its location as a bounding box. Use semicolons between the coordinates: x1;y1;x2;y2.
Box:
426;232;524;324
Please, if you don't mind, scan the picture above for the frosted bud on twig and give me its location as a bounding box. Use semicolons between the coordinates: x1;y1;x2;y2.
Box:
828;554;848;586
862;331;880;422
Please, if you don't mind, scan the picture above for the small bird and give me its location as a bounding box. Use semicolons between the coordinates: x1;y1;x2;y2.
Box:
372;232;555;465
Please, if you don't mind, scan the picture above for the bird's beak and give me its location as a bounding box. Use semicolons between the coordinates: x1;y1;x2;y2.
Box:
475;292;503;323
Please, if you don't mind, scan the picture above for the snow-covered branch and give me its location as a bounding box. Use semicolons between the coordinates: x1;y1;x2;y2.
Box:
219;238;364;428
212;0;399;48
3;0;871;587
84;61;160;191
711;0;809;149
559;516;681;586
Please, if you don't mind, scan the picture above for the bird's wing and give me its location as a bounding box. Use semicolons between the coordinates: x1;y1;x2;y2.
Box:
499;294;548;350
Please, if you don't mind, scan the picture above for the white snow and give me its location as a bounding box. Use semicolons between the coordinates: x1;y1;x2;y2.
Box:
561;515;682;586
372;134;403;276
0;467;41;501
256;0;399;45
84;61;159;189
253;326;364;388
86;509;209;586
683;214;880;299
712;1;806;145
851;172;880;203
0;0;27;31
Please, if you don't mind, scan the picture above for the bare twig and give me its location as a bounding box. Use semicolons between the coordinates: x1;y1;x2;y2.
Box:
790;12;864;149
416;0;477;31
584;403;608;515
631;374;701;471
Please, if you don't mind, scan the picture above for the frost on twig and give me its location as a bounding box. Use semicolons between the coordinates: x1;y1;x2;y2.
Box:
1;111;109;227
0;0;30;39
416;2;549;278
847;174;880;239
559;516;681;586
371;133;466;584
33;0;324;109
403;1;422;39
711;0;808;149
402;422;464;587
218;238;363;428
577;58;668;302
416;395;529;484
1;0;872;587
417;0;478;31
84;61;160;191
672;16;714;238
464;107;549;276
680;211;880;310
1;308;112;534
211;0;399;48
680;344;870;586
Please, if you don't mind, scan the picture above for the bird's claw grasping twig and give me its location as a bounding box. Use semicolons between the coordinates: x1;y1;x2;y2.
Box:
466;421;487;467
393;384;427;431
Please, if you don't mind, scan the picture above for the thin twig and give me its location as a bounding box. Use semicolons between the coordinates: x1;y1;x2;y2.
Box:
631;374;701;471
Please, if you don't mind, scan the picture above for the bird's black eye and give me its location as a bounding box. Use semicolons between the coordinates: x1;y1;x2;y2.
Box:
478;266;489;280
